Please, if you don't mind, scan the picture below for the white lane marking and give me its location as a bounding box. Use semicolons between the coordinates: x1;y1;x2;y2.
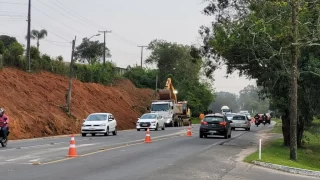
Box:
3;144;98;163
0;130;186;152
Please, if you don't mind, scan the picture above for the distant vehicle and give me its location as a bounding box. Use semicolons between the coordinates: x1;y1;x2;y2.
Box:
225;113;237;120
136;113;165;131
150;78;191;127
199;113;232;139
81;113;117;137
221;106;232;115
230;114;251;131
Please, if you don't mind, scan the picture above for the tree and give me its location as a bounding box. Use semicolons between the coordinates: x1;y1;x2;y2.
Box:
0;35;17;49
208;91;239;113
145;39;214;116
0;40;4;55
28;29;48;50
199;0;320;159
75;38;111;65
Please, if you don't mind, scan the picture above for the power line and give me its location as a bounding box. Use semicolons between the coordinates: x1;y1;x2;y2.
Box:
32;19;71;42
0;1;27;5
37;0;94;30
31;5;82;34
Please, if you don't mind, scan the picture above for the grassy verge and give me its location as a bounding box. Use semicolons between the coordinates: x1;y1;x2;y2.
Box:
191;117;201;124
271;118;282;133
244;119;320;171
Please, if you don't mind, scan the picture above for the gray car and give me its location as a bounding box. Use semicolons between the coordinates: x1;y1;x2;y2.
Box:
225;113;237;120
230;114;251;131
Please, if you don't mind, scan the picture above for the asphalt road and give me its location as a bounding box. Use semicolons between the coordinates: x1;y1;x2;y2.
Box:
0;122;316;180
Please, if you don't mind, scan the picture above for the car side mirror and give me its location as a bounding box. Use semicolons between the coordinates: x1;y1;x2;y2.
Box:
229;120;233;123
108;118;114;121
83;119;86;122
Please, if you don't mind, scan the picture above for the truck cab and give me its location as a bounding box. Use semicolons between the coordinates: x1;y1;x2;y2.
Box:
151;100;174;126
221;106;232;115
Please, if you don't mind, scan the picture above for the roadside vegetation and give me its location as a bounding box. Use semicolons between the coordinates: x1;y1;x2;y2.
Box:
0;33;214;117
244;119;320;171
200;0;320;161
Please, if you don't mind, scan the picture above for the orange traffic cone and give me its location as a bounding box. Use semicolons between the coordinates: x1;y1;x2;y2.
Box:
67;134;78;157
144;128;152;143
187;123;192;137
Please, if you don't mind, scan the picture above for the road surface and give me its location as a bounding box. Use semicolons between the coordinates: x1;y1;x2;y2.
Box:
0;123;316;180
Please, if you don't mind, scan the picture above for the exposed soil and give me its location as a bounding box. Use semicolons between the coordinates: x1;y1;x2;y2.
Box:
0;68;154;140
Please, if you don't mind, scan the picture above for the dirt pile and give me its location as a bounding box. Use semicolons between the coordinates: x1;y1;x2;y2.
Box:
0;68;154;140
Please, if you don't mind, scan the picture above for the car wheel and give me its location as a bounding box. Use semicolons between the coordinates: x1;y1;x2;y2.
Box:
199;133;203;138
155;123;159;131
161;124;165;130
104;127;109;136
112;126;117;135
228;131;231;138
81;133;86;137
137;129;140;131
224;131;228;139
248;128;251;131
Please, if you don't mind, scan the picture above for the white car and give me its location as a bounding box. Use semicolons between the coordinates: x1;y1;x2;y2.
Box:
81;113;117;137
136;113;165;131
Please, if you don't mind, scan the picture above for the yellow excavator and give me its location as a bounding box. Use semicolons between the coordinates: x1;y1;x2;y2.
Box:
152;78;191;127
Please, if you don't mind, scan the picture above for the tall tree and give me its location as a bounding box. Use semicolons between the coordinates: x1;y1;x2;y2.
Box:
75;38;111;65
199;0;320;159
29;29;48;50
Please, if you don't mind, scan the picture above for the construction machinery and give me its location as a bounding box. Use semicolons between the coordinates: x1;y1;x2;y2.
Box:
150;78;191;127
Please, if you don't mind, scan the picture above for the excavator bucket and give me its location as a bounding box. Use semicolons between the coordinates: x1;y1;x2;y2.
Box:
158;89;171;100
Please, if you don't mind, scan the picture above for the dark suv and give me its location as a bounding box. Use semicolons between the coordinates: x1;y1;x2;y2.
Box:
199;113;233;139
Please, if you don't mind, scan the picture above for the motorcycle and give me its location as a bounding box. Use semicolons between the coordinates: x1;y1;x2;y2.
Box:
0;127;8;147
255;117;260;127
262;119;266;126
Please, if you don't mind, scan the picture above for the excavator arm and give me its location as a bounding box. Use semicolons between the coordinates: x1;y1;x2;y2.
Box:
158;78;177;103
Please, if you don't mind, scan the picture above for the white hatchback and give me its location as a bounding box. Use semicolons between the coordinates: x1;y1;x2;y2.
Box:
136;113;165;131
81;113;117;136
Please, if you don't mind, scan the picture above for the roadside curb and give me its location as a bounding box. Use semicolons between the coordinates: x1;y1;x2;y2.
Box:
252;160;320;178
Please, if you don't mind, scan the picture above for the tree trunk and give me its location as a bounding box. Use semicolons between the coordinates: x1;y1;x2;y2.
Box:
282;110;290;146
289;0;299;161
297;115;304;148
37;39;39;50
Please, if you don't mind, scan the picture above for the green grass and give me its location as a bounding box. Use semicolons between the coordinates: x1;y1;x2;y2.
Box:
191;117;201;124
271;118;282;133
244;119;320;171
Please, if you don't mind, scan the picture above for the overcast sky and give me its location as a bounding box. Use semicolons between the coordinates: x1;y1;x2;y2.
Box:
1;0;256;94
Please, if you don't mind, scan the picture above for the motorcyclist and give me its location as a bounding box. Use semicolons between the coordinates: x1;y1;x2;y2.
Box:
0;108;9;141
263;113;268;122
254;114;260;120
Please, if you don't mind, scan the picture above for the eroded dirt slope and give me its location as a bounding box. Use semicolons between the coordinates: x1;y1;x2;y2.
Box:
0;68;154;140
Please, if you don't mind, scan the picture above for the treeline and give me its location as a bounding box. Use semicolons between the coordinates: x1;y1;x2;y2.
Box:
0;35;118;85
200;0;320;149
123;39;214;117
209;85;270;114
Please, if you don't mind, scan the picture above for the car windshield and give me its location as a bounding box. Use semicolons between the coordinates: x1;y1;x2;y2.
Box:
140;114;157;119
232;115;246;120
204;116;224;122
226;114;234;117
86;114;108;121
151;104;169;111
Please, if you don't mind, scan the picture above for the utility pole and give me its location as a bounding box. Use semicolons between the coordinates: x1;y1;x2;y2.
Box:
98;30;111;70
138;45;147;67
67;36;76;114
26;0;31;72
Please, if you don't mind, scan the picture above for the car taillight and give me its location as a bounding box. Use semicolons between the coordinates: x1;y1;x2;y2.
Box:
219;121;226;126
201;121;208;125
